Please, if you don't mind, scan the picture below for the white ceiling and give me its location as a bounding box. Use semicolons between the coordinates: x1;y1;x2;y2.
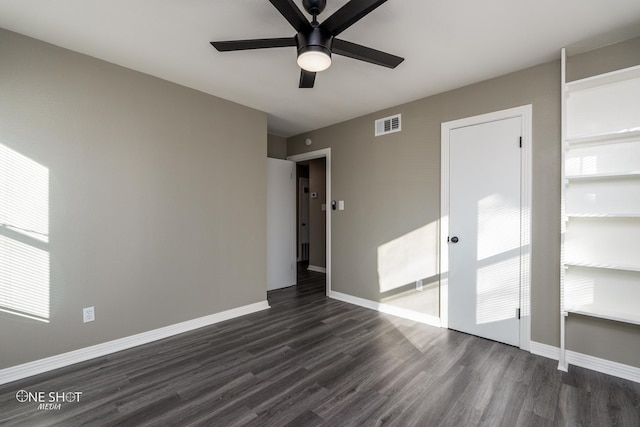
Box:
1;0;640;137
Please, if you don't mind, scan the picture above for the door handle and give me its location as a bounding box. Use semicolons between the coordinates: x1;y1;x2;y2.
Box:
450;236;459;243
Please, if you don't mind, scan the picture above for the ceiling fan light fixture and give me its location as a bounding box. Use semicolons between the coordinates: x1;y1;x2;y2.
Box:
296;28;333;73
297;47;332;72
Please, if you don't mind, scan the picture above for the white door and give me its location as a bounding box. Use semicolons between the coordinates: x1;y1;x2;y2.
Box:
447;116;522;346
267;158;296;291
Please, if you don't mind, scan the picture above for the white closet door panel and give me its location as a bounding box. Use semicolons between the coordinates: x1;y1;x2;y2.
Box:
447;116;522;347
565;218;640;268
267;158;296;291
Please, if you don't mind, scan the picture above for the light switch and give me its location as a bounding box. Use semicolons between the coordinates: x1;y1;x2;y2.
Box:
338;200;345;210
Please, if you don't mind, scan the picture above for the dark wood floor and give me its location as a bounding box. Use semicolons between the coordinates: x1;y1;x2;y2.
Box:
1;267;639;426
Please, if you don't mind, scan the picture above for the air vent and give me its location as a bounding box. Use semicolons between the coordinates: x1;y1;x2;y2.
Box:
375;114;401;137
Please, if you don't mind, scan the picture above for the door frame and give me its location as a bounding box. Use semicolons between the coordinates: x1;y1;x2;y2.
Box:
440;105;532;350
287;148;331;297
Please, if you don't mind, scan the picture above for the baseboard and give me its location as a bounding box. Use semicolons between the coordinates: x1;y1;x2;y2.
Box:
529;341;640;383
566;350;640;383
307;265;327;273
529;341;561;361
0;300;270;386
330;291;441;328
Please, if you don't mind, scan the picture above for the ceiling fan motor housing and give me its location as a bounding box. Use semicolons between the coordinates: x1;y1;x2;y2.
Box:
296;27;333;59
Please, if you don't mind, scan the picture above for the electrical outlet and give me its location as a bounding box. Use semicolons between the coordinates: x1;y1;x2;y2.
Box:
416;280;423;291
83;306;95;323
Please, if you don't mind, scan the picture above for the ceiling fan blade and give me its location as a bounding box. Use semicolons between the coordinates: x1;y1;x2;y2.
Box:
332;38;404;68
320;0;388;36
269;0;313;33
299;69;316;88
211;37;296;52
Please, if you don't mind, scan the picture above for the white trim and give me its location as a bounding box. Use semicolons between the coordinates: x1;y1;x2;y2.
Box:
287;148;332;297
566;350;640;383
0;300;270;385
307;265;327;273
559;313;569;372
440;105;533;351
530;340;561;361
559;47;569;373
330;291;441;328
530;341;640;383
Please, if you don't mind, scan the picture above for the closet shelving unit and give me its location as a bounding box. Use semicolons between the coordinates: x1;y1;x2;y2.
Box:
559;49;640;370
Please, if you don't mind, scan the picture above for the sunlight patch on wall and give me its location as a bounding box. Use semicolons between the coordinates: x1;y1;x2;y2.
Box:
380;281;440;316
0;236;50;320
377;222;438;293
0;143;50;322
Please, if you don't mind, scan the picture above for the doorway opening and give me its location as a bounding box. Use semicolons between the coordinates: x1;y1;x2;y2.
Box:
288;148;331;296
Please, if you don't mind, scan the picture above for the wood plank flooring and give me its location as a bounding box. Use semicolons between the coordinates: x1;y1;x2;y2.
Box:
1;267;639;426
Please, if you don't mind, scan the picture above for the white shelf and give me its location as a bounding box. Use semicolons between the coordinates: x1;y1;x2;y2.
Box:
560;49;640;374
566;129;640;146
566;304;640;326
566;171;640;181
566;64;640;92
566;213;640;219
565;262;640;273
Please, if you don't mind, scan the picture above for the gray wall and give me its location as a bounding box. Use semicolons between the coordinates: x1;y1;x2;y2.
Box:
0;29;268;369
267;134;287;159
288;37;640;368
289;60;561;346
567;36;640;81
309;158;326;268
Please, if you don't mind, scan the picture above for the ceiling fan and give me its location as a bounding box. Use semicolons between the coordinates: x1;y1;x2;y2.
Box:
210;0;404;88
